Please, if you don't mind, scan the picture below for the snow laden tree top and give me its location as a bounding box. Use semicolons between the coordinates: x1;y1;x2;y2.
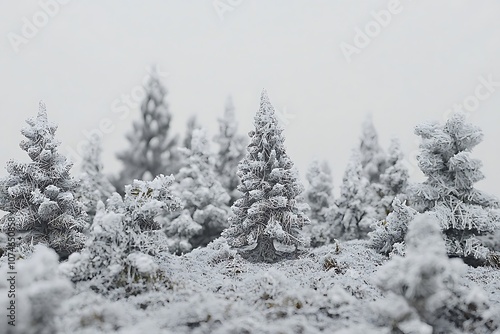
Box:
222;90;309;262
0;102;86;259
360;115;387;184
214;97;248;205
183;115;202;150
305;159;333;222
376;138;409;216
76;134;115;226
408;112;500;266
114;74;179;193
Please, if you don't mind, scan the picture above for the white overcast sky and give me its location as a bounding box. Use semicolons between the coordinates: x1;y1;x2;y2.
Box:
0;0;499;198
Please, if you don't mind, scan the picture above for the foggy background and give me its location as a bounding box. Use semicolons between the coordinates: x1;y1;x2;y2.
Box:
1;0;499;202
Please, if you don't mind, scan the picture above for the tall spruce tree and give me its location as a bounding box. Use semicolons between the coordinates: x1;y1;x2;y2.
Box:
222;90;309;262
408;112;500;266
214;96;248;205
114;74;179;193
0;102;86;259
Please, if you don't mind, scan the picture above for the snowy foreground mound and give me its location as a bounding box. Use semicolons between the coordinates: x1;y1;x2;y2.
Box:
2;237;498;334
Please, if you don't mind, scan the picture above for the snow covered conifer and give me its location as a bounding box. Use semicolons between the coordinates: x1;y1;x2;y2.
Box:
63;175;181;297
164;128;231;254
377;213;498;333
408;112;500;266
305;159;334;222
114;74;179;193
183;115;202;150
376;138;409;215
330;151;374;240
360;115;387;183
0;103;86;259
368;198;417;256
222;90;309;262
76;134;115;226
214;97;248;205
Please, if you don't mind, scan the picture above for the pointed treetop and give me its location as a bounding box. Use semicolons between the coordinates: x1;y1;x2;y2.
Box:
38;100;48;120
225;95;236;118
255;89;280;129
190;128;210;154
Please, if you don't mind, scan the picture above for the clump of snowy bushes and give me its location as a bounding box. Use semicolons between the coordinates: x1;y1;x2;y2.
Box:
376;213;499;333
61;175;181;298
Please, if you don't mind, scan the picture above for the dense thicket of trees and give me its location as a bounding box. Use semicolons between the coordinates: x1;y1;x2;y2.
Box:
1;90;499;334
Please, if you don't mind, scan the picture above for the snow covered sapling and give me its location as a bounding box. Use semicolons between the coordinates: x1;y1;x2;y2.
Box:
408;112;500;266
376;138;409;215
214;97;248;205
330;151;374;240
0;103;86;259
76;134;116;226
359;115;387;184
222;90;309;262
377;213;498;333
303;160;334;247
183;115;202;150
114;74;179;193
368;198;417;256
305;160;334;222
63;175;181;297
164;129;231;254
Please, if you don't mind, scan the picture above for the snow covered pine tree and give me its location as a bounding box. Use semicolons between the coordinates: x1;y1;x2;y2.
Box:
164;129;231;254
114;73;179;193
407;112;500;266
183;115;202;151
214;96;248;205
330;150;373;240
222;90;309;262
304;159;334;247
360;115;387;184
305;159;334;222
0;102;86;259
76;134;116;227
376;138;409;215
